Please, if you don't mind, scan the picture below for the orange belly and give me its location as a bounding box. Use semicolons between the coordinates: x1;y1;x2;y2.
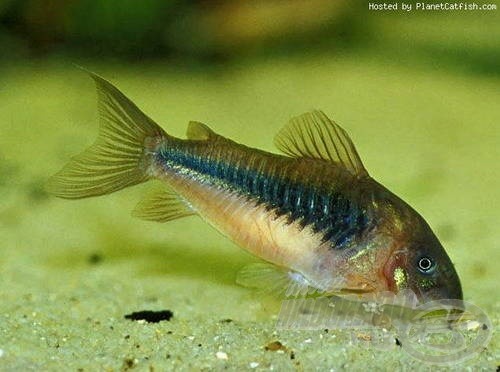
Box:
156;171;388;294
163;173;323;271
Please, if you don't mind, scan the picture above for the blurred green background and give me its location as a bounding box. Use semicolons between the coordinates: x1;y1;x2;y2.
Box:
1;0;499;72
1;1;499;370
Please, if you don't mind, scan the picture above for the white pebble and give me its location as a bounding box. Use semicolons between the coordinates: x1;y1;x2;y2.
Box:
0;349;4;358
249;362;259;368
216;351;228;360
304;338;312;343
466;321;481;331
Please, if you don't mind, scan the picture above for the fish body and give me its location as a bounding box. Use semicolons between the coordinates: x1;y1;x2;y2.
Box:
153;137;367;289
48;73;462;303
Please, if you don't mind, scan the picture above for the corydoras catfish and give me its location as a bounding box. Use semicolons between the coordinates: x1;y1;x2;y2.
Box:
48;73;462;304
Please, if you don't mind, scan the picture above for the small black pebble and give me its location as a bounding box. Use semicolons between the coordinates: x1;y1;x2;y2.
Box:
220;319;233;323
123;358;134;369
124;310;173;323
290;351;295;360
198;343;202;347
124;335;130;339
395;338;402;347
482;323;488;331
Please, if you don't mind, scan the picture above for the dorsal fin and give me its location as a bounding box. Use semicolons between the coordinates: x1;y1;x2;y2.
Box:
274;110;368;177
186;121;217;140
132;184;196;222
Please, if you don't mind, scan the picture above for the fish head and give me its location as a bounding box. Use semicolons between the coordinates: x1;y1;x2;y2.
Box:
383;223;462;304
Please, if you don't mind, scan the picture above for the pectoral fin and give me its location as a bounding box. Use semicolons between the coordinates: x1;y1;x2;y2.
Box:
236;262;319;298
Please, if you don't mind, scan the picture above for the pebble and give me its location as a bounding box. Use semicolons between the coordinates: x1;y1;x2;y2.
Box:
466;321;481;331
216;351;228;360
249;362;259;368
0;349;4;358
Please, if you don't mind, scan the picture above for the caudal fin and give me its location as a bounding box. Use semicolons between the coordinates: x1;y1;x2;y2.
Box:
47;72;167;199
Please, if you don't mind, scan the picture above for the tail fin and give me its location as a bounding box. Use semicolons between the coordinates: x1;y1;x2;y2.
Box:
47;72;167;199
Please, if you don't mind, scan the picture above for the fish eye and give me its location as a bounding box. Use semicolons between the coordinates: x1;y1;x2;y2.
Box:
417;256;435;274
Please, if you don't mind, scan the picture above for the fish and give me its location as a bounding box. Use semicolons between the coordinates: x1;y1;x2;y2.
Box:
47;73;463;304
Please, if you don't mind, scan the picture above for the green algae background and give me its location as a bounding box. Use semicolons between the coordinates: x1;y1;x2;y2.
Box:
1;4;500;371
